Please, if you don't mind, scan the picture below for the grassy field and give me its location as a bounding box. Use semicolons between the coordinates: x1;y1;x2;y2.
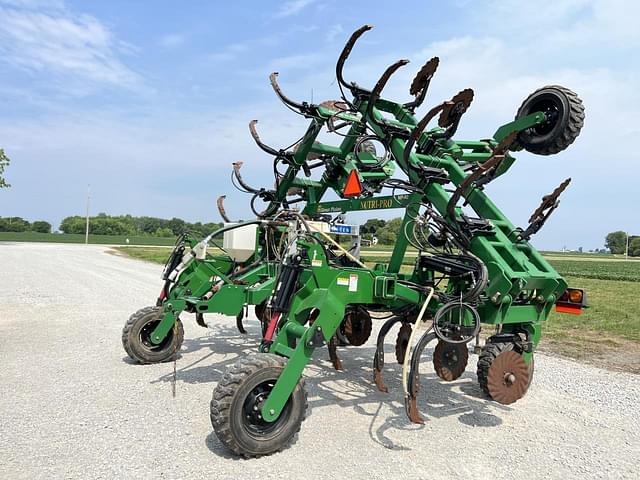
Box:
544;258;640;281
0;231;177;246
114;246;639;371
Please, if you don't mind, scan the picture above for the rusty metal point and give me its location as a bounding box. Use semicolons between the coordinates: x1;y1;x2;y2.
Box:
405;395;425;424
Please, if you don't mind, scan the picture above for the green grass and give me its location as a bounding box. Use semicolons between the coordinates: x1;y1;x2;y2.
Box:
0;231;178;246
546;276;640;343
114;246;174;263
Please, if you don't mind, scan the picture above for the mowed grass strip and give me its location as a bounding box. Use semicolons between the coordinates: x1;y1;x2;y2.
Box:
114;246;174;263
0;231;178;245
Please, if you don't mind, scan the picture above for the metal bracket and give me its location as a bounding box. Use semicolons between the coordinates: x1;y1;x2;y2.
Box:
306;326;326;348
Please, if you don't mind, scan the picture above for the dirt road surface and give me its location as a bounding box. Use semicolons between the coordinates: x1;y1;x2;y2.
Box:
1;243;638;479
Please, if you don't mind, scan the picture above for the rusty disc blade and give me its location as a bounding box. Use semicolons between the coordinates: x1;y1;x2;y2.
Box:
343;309;372;346
438;88;474;127
487;350;529;405
409;57;439;96
433;340;469;381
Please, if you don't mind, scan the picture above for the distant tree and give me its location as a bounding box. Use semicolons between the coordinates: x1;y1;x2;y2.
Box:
630;237;640;257
168;217;187;235
605;231;627;254
31;221;52;233
136;216;164;234
0;217;30;232
361;218;386;239
376;218;402;244
91;216;134;235
60;216;86;234
0;149;10;188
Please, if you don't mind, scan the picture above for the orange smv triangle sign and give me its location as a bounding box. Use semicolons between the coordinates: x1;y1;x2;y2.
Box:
343;169;362;197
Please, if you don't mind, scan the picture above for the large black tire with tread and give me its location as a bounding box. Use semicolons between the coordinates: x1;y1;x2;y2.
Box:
515;85;584;155
122;306;184;364
477;342;534;399
210;354;307;458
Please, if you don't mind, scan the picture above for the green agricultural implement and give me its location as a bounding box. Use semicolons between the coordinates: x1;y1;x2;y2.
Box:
122;25;587;457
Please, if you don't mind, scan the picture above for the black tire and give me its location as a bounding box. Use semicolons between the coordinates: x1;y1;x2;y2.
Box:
122;306;184;364
477;342;534;398
210;354;307;458
515;85;584;155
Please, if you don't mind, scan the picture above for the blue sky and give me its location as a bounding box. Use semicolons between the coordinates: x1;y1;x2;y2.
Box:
0;0;638;249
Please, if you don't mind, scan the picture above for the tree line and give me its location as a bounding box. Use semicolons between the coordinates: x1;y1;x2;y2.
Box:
606;231;640;256
0;217;52;233
0;214;223;237
3;210;637;253
59;214;223;238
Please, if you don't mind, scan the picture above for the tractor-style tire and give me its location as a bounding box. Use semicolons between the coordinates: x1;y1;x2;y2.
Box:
515;85;584;155
122;306;184;364
210;354;307;458
477;342;533;404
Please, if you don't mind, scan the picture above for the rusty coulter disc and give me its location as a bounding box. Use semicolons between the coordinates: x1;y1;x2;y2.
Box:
433;340;469;381
409;57;439;96
486;351;529;404
343;309;372;346
438;88;474;127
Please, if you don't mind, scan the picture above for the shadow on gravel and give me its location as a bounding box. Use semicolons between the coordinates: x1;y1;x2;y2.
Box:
150;322;511;455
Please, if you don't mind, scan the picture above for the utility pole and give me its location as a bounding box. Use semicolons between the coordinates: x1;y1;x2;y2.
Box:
625;232;639;259
626;232;629;259
85;184;90;245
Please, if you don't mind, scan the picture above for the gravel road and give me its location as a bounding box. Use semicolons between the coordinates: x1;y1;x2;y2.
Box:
1;243;638;479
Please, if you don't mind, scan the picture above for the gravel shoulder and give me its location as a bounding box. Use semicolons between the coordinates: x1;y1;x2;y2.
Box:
1;242;638;479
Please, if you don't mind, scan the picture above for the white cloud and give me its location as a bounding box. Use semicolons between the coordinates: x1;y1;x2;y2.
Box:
272;0;317;19
0;3;141;89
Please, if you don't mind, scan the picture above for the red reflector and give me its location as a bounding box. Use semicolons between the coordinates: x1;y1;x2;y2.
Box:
343;170;362;197
555;304;582;315
158;289;166;301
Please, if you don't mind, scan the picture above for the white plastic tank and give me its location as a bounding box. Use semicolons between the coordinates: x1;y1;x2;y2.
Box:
222;223;258;262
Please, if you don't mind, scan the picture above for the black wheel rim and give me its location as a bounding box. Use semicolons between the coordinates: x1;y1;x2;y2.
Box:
527;98;560;136
241;379;292;438
139;319;174;352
